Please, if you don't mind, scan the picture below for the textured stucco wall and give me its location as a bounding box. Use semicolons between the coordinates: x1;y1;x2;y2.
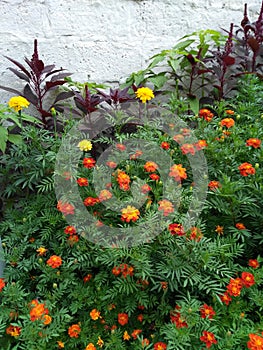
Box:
0;0;261;102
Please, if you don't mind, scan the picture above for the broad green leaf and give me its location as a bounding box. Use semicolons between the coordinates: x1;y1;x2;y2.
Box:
8;133;22;145
173;39;195;51
0;125;8;153
20;113;41;124
148;74;168;89
188;96;199;115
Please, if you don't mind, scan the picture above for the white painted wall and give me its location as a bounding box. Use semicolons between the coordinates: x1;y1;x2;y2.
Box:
0;0;261;102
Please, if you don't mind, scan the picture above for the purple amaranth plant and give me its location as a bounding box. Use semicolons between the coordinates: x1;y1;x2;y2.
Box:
97;87;133;108
0;39;73;128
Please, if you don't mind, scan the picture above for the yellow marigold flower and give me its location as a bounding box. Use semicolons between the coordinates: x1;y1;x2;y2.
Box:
85;343;96;350
90;308;101;320
97;336;104;347
57;341;65;348
123;330;131;340
77;139;92;152
8;96;30;112
135;87;154;103
36;247;48;256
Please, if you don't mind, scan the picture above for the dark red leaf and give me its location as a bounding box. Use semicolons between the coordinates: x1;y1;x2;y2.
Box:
8;68;30;82
223;56;236;66
42;64;55;74
185;54;196;65
45;68;65;79
50;72;72;82
53;91;74;104
247;37;260;52
23;84;38;105
0;85;22;95
45;81;65;90
4;56;31;77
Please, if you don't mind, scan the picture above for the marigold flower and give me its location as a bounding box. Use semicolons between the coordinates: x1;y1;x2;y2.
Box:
77;139;92;152
246;138;261;148
83;274;92;283
43;314;52;325
117;170;131;191
141;184;151;194
131;329;142;340
160;281;168;290
168;223;185;236
195;139;208;150
161;141;170;149
208;180;221;190
57;341;65;349
77;177;89;186
241;272;255;288
64;226;76;236
106;161;117;168
181;143;195;155
118;313;129;326
47;255;62;269
173;134;184;144
238;162;256;176
135;87;154;103
142;338;150;346
227;278;243;296
249;259;260;269
130;150;143;160
57;200;75;215
116;143;126;151
83;157;96;169
144;161;158;172
149;173;160;181
200;331;217;348
36;247;48;256
30;303;48;321
235;222;246;230
83;197;100;206
97;336;104;347
247;333;263;350
67;235;79;245
199;108;214;122
90;308;101;320
6;325;21;337
158;199;174;216
68;324;81;338
220;292;232;305
121;205;140;223
215;225;224;235
123;330;131;340
98;189;112;202
170;310;188;328
154;341;167;350
85;343;96;350
8;96;30;112
169;164;187;182
189;226;203;241
225;109;235;115
220;117;235;128
200;304;216;320
62;171;71;180
137;314;144;322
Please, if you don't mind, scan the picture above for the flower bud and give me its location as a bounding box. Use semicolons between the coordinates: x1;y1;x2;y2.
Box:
53;283;58;289
255;163;259;169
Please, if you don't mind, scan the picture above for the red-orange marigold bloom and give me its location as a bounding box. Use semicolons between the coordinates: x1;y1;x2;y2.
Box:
106;161;117;168
144;161;158;172
170;311;188;329
195;139;208;150
57;200;75;215
83;157;96;169
142;338;150;346
247;333;263;350
220;292;232;305
85;344;96;350
98;189;112;202
168;223;185;236
158;199;174;216
67;235;79;245
200;331;217;348
117;170;131;191
68;324;81;338
76;177;89;186
154;341;167;350
169;164;187;182
161;141;170;149
208;181;221;190
83;197;100;206
246;138;261;148
200;304;216;320
130;150;143;160
30;303;48;321
238;162;256;176
225;109;235;115
220;117;235;128
137;314;144;322
64;225;77;235
47;255;62;269
241;272;255;288
6;325;21;337
189;226;203;241
199;108;214;122
43;314;52;325
149;173;160;181
121;205;140;223
118;313;129;326
249;259;260;269
83;274;92;282
227;278;243;296
173;134;184;144
141;184;151;194
235;223;246;230
90;308;101;320
180;143;195;155
215;225;224;235
116;143;126;151
131;329;142;340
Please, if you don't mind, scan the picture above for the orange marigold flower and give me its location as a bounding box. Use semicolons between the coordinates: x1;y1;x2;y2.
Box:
200;304;216;320
83;274;92;282
189;226;203;241
64;225;77;235
168;223;185;236
225;109;235;115
67;235;79;245
142;338;150;346
57;341;65;349
215;225;224;235
208;181;221;190
98;189;112;202
180;143;195;155
97;336;104;347
83;197;100;206
77;177;89;186
43;314;52;325
123;330;131;340
238;162;256;176
199;108;214;122
116;143;126;151
30;303;48;321
118;313;129;326
247;333;263;350
117;170;131;191
149;173;160;181
141;184;151;194
220;292;232;305
161;141;170;150
36;247;48;256
227;278;243;296
106;161;117;168
68;324;81;338
90;308;101;320
137;314;144;322
47;255;62;269
241;272;255;288
83;157;96;169
170;310;188;329
144;161;158;172
160;281;168;290
249;259;260;269
6;325;21;337
158;199;174;216
85;343;96;350
200;331;217;348
195;139;208;150
235;222;246;230
121;205;140;223
173;134;184;144
246;138;261;148
169;164;187;182
154;341;167;350
57;200;75;215
220;117;235;128
131;329;142;340
130;150;143;160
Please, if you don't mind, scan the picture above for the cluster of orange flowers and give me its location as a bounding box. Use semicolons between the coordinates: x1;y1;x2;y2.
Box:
64;225;79;243
117;170;131;191
6;324;21;337
112;263;134;278
29;299;52;325
180;140;207;155
200;330;217;348
169;164;187;182
168;224;203;241
247;333;263;350
158;199;174;216
121;205;140;222
170;306;188;329
118;312;129;326
199;108;214;121
57;200;75;216
46;255;62;269
68;323;81;338
238;162;256;176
